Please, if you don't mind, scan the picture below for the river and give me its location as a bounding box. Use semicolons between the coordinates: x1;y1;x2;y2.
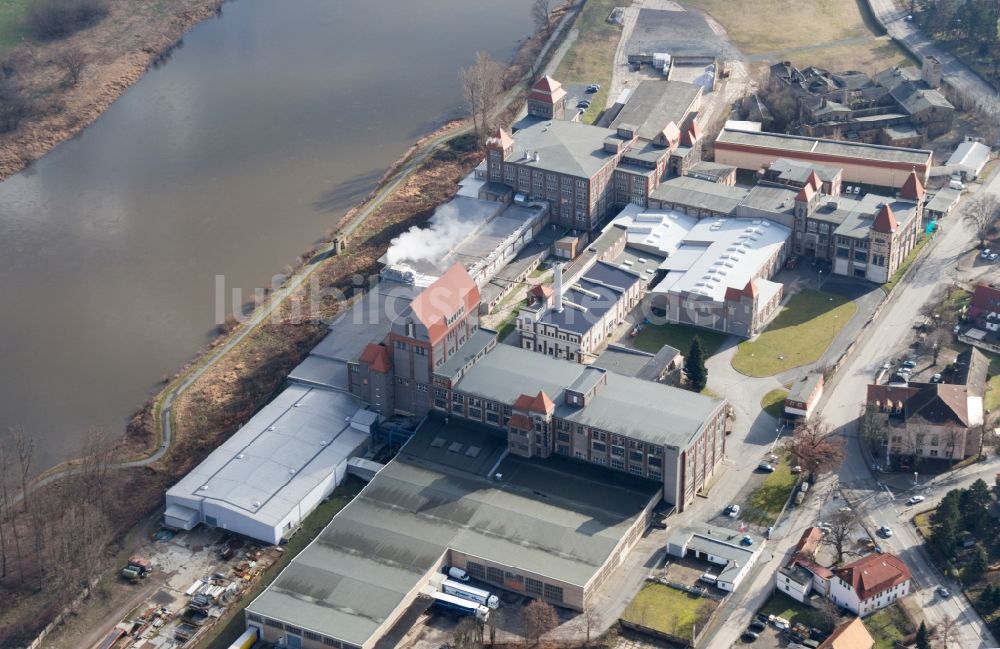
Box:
0;0;535;471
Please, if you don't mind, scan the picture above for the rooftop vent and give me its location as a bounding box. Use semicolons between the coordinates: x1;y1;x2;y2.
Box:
199;485;208;491
288;469;296;475
236;454;245;460
252;500;261;508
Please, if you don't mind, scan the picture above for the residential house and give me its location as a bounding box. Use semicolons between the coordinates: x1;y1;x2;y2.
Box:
866;348;988;465
667;526;762;591
775;527;833;602
830;553;912;616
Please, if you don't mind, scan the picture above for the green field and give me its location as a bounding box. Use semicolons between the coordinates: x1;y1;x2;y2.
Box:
633;322;728;358
622;583;716;641
554;0;618;125
758;592;834;632
743;459;797;525
732;290;856;377
0;0;28;54
761;389;788;419
865;603;914;649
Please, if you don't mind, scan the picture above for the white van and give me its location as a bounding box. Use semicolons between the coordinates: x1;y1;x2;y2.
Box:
950;178;966;191
699;573;718;585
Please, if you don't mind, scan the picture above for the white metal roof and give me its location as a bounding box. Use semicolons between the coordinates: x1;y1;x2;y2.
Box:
166;385;370;527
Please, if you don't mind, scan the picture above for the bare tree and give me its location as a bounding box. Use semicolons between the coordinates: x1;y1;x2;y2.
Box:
10;426;32;514
859;404;889;465
0;435;25;585
935;615;961;649
522;599;559;646
460;52;505;148
755;71;801;132
582;603;600;644
823;509;857;565
784;418;845;480
964;194;1000;247
57;46;87;85
452;617;481;649
532;0;552;39
902;425;928;471
928;327;949;365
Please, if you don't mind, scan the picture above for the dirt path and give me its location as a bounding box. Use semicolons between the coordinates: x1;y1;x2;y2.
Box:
0;0;223;180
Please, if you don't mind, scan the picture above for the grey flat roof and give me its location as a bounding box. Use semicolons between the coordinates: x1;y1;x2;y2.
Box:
825;194;919;239
539;261;643;334
509;120;621;179
248;413;660;647
166;386;369;527
289;280;421;390
925;188;961;214
651;176;748;214
947;141;990;172
453;345;722;448
434;327;497;381
717;128;932;166
610;80;701;141
788;373;822;402
768;157;841;183
739;184;798;217
594;345;659;379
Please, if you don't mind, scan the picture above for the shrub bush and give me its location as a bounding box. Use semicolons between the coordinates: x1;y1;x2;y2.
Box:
27;0;108;41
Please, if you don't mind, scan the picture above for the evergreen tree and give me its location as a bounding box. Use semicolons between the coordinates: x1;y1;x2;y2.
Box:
932;490;962;560
992;583;1000;610
969;547;989;583
982;584;997;611
684;335;708;392
915;620;931;649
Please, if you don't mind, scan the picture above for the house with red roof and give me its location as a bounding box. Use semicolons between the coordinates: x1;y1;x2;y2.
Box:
830;552;912;615
776;527;834;603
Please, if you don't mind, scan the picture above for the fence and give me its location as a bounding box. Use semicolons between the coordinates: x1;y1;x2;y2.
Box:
19;576;101;649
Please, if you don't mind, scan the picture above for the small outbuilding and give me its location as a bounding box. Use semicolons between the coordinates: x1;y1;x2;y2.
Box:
947;141;991;181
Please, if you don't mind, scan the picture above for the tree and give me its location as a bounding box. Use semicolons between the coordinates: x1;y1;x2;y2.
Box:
582;604;600;645
960;478;992;535
460;52;504;148
756;71;801;132
57;46;87;86
684;335;708;392
968;546;989;582
935;614;961;649
964;194;1000;247
915;620;931;649
823;509;857;565
532;0;552;39
931;489;962;560
522;599;558;646
784;418;844;479
452;617;481;649
858;404;889;464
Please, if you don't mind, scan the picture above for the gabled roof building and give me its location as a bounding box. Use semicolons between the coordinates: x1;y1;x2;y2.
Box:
830;553;912;615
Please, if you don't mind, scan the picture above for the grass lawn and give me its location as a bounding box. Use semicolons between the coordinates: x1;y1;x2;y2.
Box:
865;603;915;649
633;322;728;358
883;235;931;294
790;39;909;72
496;298;528;341
195;479;365;649
758;591;834;632
622;583;716;641
913;511;932;538
555;0;619;125
987;375;1000;414
732;290;856;377
743;460;797;525
0;0;27;55
761;389;788;419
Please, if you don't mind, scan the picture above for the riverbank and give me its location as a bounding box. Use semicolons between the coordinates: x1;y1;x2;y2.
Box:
0;0;224;180
0;2;577;643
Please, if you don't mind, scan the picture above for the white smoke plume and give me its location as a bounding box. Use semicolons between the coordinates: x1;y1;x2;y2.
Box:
384;200;480;270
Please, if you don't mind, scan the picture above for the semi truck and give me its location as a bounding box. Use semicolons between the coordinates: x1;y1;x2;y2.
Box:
430;591;490;622
442;579;499;609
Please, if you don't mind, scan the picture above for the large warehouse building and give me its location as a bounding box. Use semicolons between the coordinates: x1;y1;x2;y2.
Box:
164;386;374;545
245;413;662;649
714;127;932;188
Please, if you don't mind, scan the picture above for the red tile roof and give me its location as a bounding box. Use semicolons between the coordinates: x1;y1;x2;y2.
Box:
487;128;514;151
806;169;821;191
970;283;1000;319
899;169;924;201
528;284;554;301
796;183;816;203
513;390;554;414
359;343;392;374
724;280;758;302
509;413;533;430
662;122;681;147
818;618;875;649
791;527;824;562
528;75;567;104
872;204;898;233
834;553;911;602
408;264;480;345
681;121;702;146
532;75;562;93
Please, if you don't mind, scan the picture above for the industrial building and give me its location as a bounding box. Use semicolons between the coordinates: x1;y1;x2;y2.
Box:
245;413;662;649
164;386;374;545
667;526;763;591
714;127;933;188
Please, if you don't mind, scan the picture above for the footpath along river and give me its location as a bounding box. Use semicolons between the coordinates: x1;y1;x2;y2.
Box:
0;0;535;471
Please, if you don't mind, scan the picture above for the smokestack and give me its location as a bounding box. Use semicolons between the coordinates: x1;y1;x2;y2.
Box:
555;264;564;313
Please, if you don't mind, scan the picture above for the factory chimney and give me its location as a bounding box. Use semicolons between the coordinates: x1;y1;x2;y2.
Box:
555;263;565;313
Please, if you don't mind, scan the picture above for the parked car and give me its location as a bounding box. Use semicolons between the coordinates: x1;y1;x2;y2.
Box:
577;99;591;109
839;506;853;514
937;586;952;598
990;253;998;262
728;504;741;518
586;83;600;92
878;525;893;538
758;463;776;473
791;465;802;474
749;620;766;633
907;495;926;505
902;359;917;368
982;248;992;259
741;535;754;546
741;630;759;642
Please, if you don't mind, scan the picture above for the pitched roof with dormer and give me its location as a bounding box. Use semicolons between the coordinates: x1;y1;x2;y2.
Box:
872;204;898;233
513;390;555;414
528;75;567;104
834;552;912;602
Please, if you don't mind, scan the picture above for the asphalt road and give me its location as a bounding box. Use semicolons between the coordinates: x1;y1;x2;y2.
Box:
868;0;1000;115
